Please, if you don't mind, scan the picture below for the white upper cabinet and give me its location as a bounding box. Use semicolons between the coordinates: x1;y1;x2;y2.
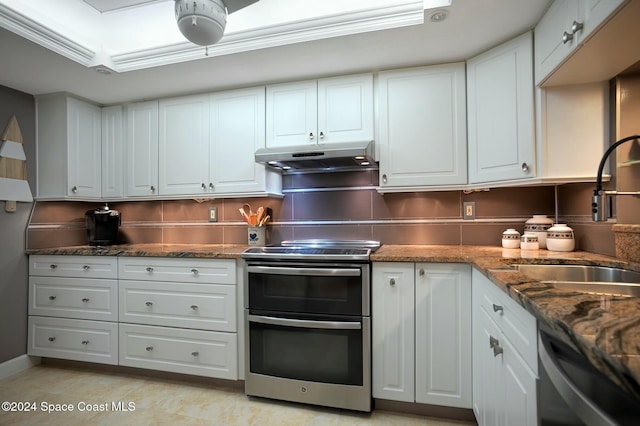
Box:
101;105;124;199
36;95;102;200
535;0;624;86
125;100;159;197
158;94;210;196
211;87;280;195
467;32;535;184
266;73;374;148
377;64;467;190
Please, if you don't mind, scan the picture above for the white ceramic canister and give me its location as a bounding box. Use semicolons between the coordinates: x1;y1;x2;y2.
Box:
520;233;539;250
502;228;521;249
524;215;554;249
546;224;575;252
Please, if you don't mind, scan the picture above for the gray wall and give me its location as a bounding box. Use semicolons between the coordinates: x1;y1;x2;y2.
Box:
0;85;35;363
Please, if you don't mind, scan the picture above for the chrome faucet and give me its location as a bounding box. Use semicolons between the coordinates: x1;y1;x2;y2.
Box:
592;135;640;221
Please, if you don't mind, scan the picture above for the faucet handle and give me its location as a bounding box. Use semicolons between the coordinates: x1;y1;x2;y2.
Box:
592;190;609;222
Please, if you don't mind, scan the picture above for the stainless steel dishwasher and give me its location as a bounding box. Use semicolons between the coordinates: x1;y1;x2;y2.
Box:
538;328;640;426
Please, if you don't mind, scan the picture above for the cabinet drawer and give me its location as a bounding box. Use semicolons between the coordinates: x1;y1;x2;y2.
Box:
28;316;118;365
474;272;537;372
119;323;237;380
119;280;236;332
29;277;118;321
30;255;118;279
118;258;235;284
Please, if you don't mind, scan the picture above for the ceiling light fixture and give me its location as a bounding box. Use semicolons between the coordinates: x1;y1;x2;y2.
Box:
175;0;227;46
429;9;449;22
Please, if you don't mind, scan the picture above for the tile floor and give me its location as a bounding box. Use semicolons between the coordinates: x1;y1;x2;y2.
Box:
0;364;478;425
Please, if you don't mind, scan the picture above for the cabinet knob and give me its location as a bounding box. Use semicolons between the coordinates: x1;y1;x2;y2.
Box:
71;186;78;193
49;295;57;301
562;31;574;44
492;304;504;313
382;174;388;184
50;264;58;269
81;340;90;345
150;185;156;192
145;301;153;307
146;267;154;272
48;337;56;342
191;268;199;275
82;298;90;303
489;336;504;357
191;351;199;357
209;182;214;190
571;20;583;34
309;132;314;140
389;278;396;286
201;183;206;190
521;162;529;173
191;305;198;310
319;131;324;140
146;346;153;352
419;269;425;277
83;265;90;270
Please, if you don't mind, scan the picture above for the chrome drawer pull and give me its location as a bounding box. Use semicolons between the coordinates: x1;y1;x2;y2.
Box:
146;267;154;272
82;298;90;303
145;301;153;307
49;295;57;301
190;305;198;311
492;304;503;313
146;346;153;352
191;351;199;357
48;337;56;342
81;340;89;345
489;336;503;357
390;278;396;286
191;268;199;275
50;264;58;269
83;265;90;270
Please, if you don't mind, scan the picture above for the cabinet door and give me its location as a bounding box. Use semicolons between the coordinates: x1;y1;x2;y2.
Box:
378;64;467;188
534;0;580;85
502;334;538;426
415;263;471;408
101;105;124;199
125;101;159;197
467;32;535;184
578;0;625;43
158;95;210;196
266;80;317;148
372;262;415;402
67;97;102;198
473;306;505;426
210;87;268;194
317;74;374;144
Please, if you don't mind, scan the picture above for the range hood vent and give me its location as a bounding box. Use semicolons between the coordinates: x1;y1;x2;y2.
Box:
255;141;377;173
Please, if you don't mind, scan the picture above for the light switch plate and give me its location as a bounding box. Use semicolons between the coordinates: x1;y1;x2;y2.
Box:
208;207;218;222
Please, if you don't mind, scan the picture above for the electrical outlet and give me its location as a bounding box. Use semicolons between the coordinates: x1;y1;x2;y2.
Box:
208;207;218;222
463;202;475;220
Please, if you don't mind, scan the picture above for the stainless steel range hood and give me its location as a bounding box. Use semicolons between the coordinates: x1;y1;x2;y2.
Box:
255;141;377;173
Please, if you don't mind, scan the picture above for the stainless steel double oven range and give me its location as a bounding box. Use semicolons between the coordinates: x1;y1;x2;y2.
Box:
241;240;380;412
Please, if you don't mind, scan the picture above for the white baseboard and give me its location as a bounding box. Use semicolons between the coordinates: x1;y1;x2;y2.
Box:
0;355;41;380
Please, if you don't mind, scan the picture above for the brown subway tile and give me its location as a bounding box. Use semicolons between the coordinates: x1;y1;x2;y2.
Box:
162;199;223;222
290;225;374;242
162;226;223;244
557;183;595;217
571;223;616;257
462;187;555;218
111;201;163;223
222;198;284;223
27;228;87;249
31;201;87;224
373;224;460;245
119;226;162;244
374;191;461;219
461;223;525;247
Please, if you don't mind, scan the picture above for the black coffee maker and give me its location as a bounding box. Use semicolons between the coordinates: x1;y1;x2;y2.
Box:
85;204;121;246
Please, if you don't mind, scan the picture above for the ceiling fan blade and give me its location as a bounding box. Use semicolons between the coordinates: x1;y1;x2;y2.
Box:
225;0;260;14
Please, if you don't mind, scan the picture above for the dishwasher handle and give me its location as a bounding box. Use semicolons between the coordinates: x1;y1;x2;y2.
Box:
538;331;618;426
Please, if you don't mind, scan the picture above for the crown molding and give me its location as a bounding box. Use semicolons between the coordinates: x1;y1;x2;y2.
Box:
1;1;424;73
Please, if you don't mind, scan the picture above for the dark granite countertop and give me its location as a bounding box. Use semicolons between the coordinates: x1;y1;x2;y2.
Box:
26;243;640;399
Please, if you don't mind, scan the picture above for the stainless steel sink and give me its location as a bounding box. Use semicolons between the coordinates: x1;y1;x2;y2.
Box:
512;264;640;297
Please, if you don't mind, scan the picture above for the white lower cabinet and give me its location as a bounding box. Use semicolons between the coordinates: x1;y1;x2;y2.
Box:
472;268;538;426
118;257;238;380
372;262;472;408
28;255;239;380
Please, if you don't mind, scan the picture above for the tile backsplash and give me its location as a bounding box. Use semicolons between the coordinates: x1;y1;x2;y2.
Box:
27;171;617;257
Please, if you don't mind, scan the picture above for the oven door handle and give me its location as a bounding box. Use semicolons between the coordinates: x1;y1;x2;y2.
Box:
247;265;361;277
248;314;361;330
